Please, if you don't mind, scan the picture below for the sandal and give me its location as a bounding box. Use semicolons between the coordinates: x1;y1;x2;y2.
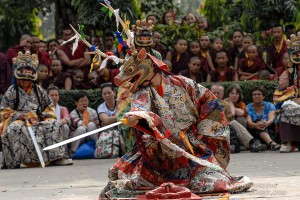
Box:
268;141;280;151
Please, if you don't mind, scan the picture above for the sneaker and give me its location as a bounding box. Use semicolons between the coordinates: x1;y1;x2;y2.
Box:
55;158;73;166
250;139;267;152
280;144;292;153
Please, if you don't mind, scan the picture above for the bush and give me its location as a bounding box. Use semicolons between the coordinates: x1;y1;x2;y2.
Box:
0;80;278;112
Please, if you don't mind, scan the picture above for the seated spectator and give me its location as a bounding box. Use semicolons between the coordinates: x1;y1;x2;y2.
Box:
197;16;209;31
146;14;158;25
188;40;210;77
266;25;287;76
57;26;91;77
166;38;189;75
206;51;238;83
71;69;88;90
97;64;120;86
182;13;196;26
39;40;47;52
70;91;99;154
285;24;296;40
211;84;266;152
210;37;224;69
47;85;71;152
242;35;254;49
179;56;203;83
227;30;245;70
199;35;215;73
247;86;280;150
0;53;12;94
273;56;300;152
92;36;102;50
238;45;266;80
97;83;117;126
87;71;100;89
37;64;49;86
151;31;168;59
225;84;248;128
43;59;72;90
258;70;271;80
6;34;32;67
161;10;177;25
30;35;51;68
102;32;124;61
47;39;60;60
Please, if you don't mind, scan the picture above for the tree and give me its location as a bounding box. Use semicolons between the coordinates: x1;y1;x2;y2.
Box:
0;0;53;52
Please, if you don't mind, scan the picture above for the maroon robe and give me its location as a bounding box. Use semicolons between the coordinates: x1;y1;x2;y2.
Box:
267;40;287;76
239;56;266;73
0;53;12;94
6;45;26;67
209;68;235;82
170;50;190;75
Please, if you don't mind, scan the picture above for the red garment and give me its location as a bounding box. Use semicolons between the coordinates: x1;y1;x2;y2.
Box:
36;51;50;68
239;56;266;75
209;68;235;82
6;45;26;67
0;53;12;94
97;69;120;86
267;40;287;76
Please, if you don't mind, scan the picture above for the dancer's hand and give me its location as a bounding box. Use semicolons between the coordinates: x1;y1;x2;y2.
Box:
124;115;140;127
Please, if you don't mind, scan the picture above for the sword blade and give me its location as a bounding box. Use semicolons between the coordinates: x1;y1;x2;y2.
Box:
43;121;122;151
27;124;45;168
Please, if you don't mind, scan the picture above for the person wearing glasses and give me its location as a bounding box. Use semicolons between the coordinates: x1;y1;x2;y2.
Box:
246;86;280;151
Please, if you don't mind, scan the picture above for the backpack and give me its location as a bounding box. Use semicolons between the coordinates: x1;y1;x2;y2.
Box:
229;124;240;153
94;128;125;159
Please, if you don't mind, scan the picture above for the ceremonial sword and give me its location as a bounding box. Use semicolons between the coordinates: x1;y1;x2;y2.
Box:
26;119;45;168
43;121;122;151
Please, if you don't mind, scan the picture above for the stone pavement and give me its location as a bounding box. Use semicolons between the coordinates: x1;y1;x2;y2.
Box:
0;151;299;200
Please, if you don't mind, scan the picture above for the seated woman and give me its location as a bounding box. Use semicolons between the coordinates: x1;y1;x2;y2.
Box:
273;52;300;152
97;83;117;126
70;91;99;154
47;85;71;151
247;86;280;151
43;59;72;90
225;84;248;128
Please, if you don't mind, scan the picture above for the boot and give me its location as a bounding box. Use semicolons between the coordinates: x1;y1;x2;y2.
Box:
250;139;267;152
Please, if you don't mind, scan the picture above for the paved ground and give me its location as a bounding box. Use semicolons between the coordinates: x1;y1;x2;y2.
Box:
0;151;299;200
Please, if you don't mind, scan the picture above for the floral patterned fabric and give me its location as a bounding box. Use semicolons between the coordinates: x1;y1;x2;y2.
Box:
0;84;66;168
100;75;253;198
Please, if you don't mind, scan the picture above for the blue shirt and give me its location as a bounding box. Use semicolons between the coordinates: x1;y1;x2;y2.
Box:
246;101;275;122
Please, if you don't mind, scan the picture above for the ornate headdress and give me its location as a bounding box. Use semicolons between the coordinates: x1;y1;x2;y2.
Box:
287;33;300;64
12;51;39;81
132;19;154;47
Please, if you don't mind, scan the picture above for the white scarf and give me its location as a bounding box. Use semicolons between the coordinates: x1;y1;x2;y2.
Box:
55;104;61;121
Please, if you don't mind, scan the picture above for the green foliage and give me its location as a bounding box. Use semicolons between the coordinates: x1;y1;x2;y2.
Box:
155;21;241;50
140;0;180;21
0;0;53;51
205;0;300;33
71;0;137;33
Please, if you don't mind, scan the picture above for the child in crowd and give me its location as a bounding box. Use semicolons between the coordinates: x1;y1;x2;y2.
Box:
37;64;49;86
258;70;271;80
71;69;88;89
43;59;72;90
151;31;168;59
210;37;224;69
179;56;203;83
207;51;238;83
238;45;266;80
242;35;254;49
70;91;99;154
87;71;100;89
166;38;189;75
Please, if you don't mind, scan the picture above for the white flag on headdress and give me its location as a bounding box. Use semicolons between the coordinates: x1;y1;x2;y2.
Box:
99;55;120;70
114;9;120;30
